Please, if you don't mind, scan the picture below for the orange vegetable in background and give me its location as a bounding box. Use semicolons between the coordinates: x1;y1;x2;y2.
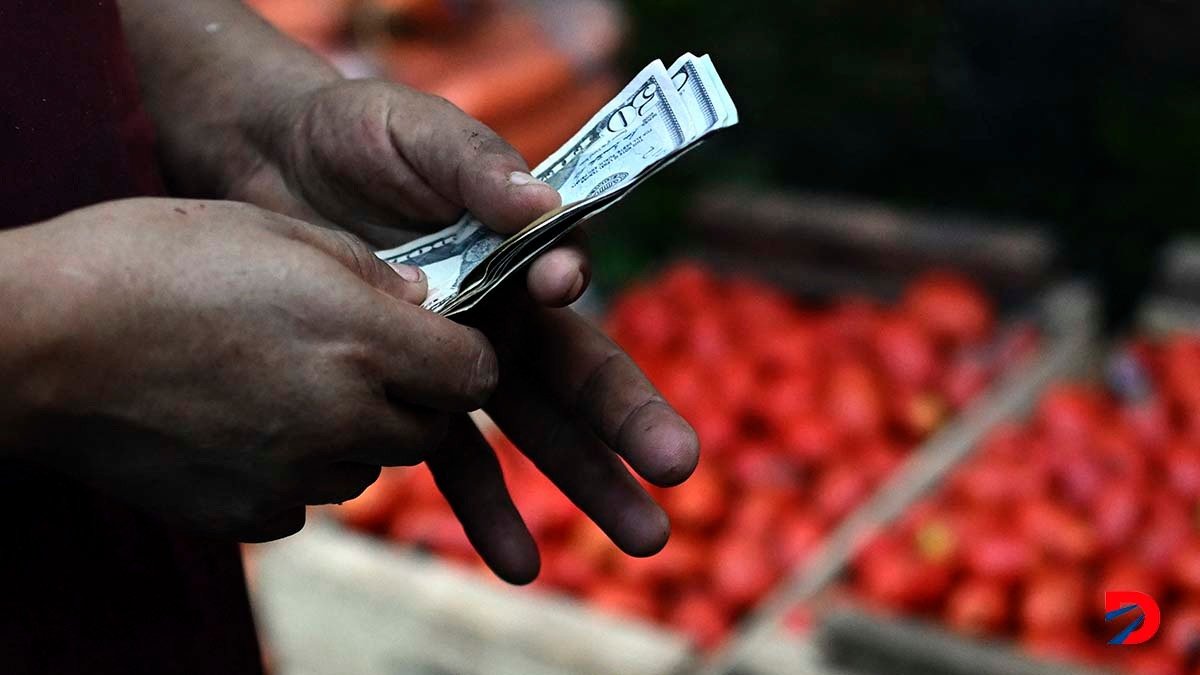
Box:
498;74;619;166
246;0;355;50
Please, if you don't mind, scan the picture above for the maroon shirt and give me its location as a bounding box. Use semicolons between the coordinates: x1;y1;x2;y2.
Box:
1;3;262;673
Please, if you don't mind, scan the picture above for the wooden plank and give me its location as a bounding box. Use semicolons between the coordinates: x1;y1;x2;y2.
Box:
251;521;695;675
686;187;1056;295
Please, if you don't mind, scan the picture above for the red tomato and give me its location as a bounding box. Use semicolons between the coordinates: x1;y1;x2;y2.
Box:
759;371;821;425
609;289;676;355
724;277;799;334
515;485;575;539
336;468;407;532
657;262;716;308
783;414;845;464
401;465;443;508
539;546;595;594
668;592;730;650
1091;483;1144;552
814;464;871;522
728;443;797;490
1036;383;1107;446
726;489;790;541
825;361;887;438
711;536;781;609
1170;542;1200;594
758;325;821;377
1136;497;1191;572
857;437;905;483
566;520;618;571
874;314;940;390
1019;501;1098;564
942;356;992;410
1096;557;1163;615
902;272;994;346
776;516;827;567
1122;396;1172;448
1163;603;1200;663
657;361;708;417
713;356;759;411
855;535;950;611
1053;450;1107;509
687;402;737;456
388;508;475;562
951;459;1019;508
1020;570;1087;633
963;529;1038;585
945;577;1008;636
1093;424;1151;484
651;533;708;586
661;461;727;532
1164;442;1200;500
685;311;733;360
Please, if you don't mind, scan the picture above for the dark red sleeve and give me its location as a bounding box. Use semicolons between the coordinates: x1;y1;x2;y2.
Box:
0;3;263;673
0;0;163;227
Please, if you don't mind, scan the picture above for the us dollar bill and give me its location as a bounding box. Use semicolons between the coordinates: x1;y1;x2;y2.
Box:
376;54;737;315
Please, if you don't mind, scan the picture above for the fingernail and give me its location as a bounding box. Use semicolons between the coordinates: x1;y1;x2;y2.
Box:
389;263;423;283
566;271;585;303
508;171;545;187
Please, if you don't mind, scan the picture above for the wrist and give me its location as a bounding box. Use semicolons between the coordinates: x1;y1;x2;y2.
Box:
119;0;343;199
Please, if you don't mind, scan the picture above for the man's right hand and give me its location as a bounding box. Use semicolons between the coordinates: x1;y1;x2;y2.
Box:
0;198;498;541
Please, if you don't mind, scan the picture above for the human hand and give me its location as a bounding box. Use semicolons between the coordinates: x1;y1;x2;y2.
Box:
231;79;589;307
427;299;700;584
233;81;698;580
2;198;497;541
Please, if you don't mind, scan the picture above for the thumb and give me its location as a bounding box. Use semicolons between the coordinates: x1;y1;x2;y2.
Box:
282;219;429;305
399;97;562;234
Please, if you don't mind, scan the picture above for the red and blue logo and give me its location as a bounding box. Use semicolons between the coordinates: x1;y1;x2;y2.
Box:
1104;591;1161;645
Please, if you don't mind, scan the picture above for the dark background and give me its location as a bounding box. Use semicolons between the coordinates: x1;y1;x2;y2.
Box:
596;0;1200;328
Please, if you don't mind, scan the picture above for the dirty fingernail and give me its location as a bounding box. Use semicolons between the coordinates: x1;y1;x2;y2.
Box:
508;171;545;187
390;263;424;283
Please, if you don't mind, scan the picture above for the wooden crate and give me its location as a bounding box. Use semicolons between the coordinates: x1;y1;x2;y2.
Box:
709;281;1099;675
251;521;695;675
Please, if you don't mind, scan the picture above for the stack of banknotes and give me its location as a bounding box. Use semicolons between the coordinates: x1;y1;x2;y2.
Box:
376;53;739;316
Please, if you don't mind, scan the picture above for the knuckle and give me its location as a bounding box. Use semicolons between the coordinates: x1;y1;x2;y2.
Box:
331;230;377;273
413;412;450;451
457;329;499;407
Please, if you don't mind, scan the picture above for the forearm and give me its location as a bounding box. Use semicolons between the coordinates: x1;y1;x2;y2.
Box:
0;222;88;459
117;0;341;198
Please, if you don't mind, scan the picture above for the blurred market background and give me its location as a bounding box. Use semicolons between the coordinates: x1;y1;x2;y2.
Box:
239;2;1200;675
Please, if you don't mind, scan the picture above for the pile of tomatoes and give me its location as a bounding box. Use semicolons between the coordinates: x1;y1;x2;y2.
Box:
336;262;1033;651
843;335;1200;675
